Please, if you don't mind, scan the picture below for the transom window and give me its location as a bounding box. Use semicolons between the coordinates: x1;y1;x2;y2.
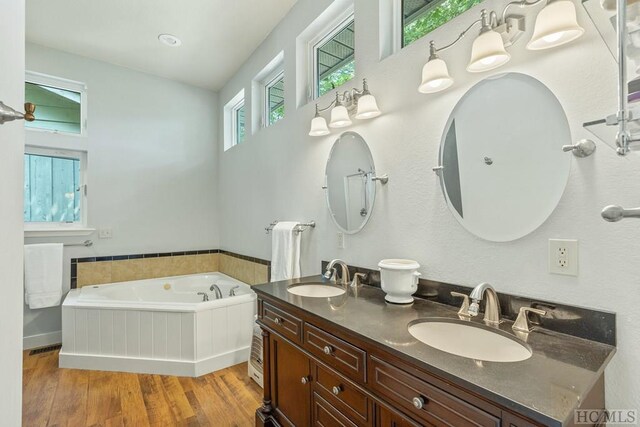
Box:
25;71;87;135
401;0;484;48
24;148;85;224
266;72;285;127
314;17;356;98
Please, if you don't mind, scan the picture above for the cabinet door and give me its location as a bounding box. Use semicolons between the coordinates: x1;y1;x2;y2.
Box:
376;404;421;427
271;334;312;427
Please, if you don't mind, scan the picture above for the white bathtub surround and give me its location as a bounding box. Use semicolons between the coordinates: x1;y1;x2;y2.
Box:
60;273;256;377
24;243;63;309
271;222;301;281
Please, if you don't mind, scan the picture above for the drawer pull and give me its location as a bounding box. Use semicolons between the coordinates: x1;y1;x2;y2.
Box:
323;345;334;355
274;317;282;325
301;376;311;385
332;385;342;396
412;396;426;410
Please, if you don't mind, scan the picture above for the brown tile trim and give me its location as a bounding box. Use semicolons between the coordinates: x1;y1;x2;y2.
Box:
71;249;271;289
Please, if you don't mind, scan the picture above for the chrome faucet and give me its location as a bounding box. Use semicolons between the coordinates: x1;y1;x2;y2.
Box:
210;284;223;300
229;285;240;297
323;259;351;287
197;292;209;302
468;282;501;326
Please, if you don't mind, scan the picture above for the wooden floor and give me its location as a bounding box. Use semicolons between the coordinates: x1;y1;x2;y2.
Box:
23;349;263;427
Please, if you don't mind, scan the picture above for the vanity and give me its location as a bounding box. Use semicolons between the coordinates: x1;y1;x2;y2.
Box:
253;275;615;427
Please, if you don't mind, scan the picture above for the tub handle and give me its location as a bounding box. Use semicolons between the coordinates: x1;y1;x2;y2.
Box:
229;285;240;297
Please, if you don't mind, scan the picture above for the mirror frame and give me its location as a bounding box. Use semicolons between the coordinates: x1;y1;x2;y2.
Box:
437;72;572;242
324;131;377;235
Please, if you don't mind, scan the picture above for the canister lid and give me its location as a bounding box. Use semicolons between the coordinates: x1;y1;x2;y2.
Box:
378;259;420;270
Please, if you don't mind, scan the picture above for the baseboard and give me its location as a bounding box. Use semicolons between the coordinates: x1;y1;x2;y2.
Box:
23;331;62;350
59;346;250;377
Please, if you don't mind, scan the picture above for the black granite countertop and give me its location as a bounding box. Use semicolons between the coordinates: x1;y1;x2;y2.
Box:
254;276;616;427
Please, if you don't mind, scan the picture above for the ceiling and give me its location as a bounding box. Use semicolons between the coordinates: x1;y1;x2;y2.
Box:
26;0;298;91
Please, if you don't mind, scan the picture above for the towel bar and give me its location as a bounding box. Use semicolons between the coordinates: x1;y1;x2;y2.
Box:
265;221;316;234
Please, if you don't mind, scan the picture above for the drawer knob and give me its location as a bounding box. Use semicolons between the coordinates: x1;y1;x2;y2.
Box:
301;376;310;385
323;345;334;355
332;385;342;396
412;396;425;410
274;317;282;325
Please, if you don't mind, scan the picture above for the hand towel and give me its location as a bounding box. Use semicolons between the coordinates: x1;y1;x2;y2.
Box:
271;222;301;282
24;243;64;309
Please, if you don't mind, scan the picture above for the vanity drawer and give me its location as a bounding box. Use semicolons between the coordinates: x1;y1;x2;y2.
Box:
262;302;303;344
313;362;371;425
304;323;366;383
313;393;359;427
369;356;499;427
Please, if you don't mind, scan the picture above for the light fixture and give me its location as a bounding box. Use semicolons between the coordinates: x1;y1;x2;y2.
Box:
467;11;511;73
527;1;585;50
329;94;352;128
309;79;381;137
158;34;182;47
355;80;382;119
309;105;330;136
417;2;583;94
419;42;454;94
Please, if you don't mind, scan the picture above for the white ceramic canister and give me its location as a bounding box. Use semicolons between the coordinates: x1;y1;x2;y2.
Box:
378;259;421;304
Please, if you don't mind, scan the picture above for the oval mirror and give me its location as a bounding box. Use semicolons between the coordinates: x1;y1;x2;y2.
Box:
438;73;571;242
325;132;377;234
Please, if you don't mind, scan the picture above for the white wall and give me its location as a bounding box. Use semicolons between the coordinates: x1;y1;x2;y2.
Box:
217;0;639;411
0;0;25;424
23;44;220;346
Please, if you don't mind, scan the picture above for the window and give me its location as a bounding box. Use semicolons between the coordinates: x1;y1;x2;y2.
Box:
401;0;484;48
234;100;246;145
24;147;86;225
25;71;87;135
223;90;245;150
313;17;356;98
265;71;285;126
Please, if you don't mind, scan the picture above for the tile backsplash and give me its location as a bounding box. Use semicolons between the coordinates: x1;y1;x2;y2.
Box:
72;250;270;288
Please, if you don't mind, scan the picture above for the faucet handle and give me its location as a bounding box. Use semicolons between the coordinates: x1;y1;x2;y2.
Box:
351;272;367;288
512;307;547;333
451;292;472;318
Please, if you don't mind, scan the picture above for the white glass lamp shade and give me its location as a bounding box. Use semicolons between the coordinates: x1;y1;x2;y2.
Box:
467;30;511;73
309;116;330;136
355;94;381;119
419;58;454;94
329;105;352;128
527;1;585;50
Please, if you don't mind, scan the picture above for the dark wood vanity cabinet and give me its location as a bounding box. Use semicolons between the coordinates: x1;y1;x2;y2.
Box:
256;296;545;427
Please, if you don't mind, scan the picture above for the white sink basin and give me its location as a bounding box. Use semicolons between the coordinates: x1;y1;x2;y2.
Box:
408;319;532;363
288;283;346;298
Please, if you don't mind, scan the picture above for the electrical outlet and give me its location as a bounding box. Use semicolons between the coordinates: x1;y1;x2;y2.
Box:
337;232;345;249
549;239;578;276
98;229;113;239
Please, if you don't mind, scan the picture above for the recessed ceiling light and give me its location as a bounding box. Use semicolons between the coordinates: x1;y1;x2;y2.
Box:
158;34;182;47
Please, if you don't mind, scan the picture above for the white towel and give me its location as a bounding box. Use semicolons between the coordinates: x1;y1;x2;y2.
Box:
24;243;64;309
271;222;301;282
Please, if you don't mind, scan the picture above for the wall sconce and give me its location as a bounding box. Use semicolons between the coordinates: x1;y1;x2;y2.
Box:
419;1;584;94
309;78;381;137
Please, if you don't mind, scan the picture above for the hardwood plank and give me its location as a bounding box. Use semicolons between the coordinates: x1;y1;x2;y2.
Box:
22;350;262;427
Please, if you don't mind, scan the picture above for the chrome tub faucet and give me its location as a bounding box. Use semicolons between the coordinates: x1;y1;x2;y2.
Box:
210;284;223;300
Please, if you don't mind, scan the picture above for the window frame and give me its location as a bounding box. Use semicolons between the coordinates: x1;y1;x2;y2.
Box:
25;70;88;138
309;10;356;100
263;69;285;128
232;98;246;146
397;0;484;50
23;146;92;237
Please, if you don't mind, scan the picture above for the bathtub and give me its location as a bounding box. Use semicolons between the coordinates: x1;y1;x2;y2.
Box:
60;272;256;377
